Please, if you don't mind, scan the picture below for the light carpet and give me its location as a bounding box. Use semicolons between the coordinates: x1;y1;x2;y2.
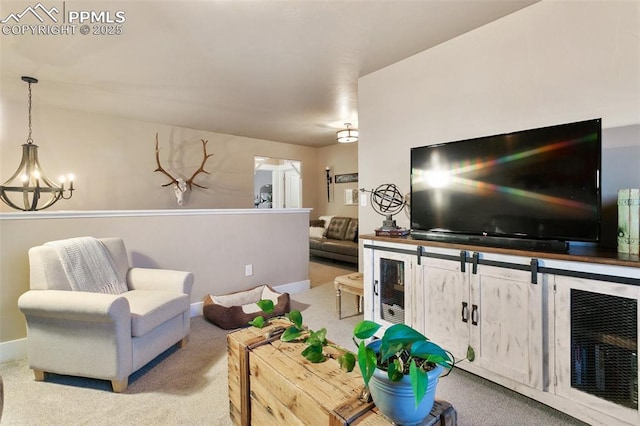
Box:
0;282;585;425
308;256;357;288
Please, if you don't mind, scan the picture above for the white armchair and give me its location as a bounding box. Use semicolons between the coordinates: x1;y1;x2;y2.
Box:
18;237;194;392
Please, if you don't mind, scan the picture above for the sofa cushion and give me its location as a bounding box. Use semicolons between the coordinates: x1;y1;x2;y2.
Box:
326;217;350;240
123;290;190;337
345;218;358;242
321;240;358;257
309;238;324;250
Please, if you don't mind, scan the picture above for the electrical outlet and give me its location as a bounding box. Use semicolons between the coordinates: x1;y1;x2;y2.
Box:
360;193;367;207
245;264;253;276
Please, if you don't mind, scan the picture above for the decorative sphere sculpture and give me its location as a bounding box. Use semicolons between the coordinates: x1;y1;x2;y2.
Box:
370;184;405;218
366;184;406;231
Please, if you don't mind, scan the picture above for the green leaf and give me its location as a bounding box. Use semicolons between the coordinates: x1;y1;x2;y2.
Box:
280;326;302;342
248;316;265;328
383;324;427;347
353;320;381;340
387;359;403;381
411;341;453;367
301;343;326;363
357;341;377;387
410;359;428;407
467;345;475;362
379;341;404;363
306;328;327;347
256;299;274;314
287;310;303;329
338;352;356;372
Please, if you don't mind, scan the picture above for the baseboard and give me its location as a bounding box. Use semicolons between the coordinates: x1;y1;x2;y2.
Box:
190;302;204;317
273;279;310;295
0;337;27;363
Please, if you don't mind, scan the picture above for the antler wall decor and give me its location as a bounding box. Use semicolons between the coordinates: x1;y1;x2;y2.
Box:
154;133;213;205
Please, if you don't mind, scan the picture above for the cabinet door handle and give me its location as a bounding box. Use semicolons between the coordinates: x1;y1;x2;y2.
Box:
471;304;479;326
461;302;469;323
374;280;379;296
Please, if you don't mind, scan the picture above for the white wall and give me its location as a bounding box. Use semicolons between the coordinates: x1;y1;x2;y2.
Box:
358;0;640;248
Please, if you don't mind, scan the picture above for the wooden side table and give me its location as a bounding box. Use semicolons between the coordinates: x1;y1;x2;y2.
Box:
334;272;364;319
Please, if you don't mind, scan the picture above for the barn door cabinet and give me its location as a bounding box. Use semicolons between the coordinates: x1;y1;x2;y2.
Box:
362;236;640;426
418;247;546;391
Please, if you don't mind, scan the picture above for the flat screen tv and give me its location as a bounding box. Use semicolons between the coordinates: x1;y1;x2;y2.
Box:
410;119;601;252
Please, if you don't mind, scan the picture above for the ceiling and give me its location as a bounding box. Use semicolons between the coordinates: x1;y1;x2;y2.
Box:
0;1;537;147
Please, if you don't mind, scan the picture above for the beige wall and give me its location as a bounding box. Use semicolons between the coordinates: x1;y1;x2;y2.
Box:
314;142;359;219
0;209;310;356
0;100;320;212
358;0;640;245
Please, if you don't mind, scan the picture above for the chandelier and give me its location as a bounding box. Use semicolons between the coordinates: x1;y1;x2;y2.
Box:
336;123;358;143
0;76;74;211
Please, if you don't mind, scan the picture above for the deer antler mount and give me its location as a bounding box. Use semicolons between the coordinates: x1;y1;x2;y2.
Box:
154;133;214;205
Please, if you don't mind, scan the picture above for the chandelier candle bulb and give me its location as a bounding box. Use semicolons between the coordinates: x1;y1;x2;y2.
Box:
62;174;75;190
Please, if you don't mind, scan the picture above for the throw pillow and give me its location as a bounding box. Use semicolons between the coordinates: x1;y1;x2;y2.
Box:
309;219;325;228
318;215;335;229
326;217;350;240
309;226;325;239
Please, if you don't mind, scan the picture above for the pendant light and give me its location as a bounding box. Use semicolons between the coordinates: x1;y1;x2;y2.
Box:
0;76;74;211
336;123;358;143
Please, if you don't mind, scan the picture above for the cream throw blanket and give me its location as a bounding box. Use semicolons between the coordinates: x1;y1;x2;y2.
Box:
45;237;128;294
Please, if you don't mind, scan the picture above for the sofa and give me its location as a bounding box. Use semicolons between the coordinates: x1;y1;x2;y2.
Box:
18;237;193;392
309;216;358;264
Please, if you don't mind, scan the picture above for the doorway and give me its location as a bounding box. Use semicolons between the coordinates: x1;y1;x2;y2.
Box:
254;157;302;208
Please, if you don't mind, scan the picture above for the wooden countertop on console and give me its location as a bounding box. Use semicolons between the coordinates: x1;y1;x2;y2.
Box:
361;234;640;269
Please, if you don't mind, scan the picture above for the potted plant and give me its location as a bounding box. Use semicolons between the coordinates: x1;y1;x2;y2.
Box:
251;304;453;425
353;320;453;425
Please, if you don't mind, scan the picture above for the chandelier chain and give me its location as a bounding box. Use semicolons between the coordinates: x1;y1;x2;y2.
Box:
27;81;33;144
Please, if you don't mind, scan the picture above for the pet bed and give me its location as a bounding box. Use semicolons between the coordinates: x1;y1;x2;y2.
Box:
203;284;290;329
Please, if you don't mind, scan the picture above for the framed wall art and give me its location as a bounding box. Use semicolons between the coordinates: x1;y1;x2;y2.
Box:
335;173;358;184
345;188;359;205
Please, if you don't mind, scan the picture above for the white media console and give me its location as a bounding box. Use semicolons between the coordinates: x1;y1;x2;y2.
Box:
362;235;640;426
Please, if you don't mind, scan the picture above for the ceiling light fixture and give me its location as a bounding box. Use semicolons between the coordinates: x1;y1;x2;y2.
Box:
336;123;358;143
0;76;75;211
